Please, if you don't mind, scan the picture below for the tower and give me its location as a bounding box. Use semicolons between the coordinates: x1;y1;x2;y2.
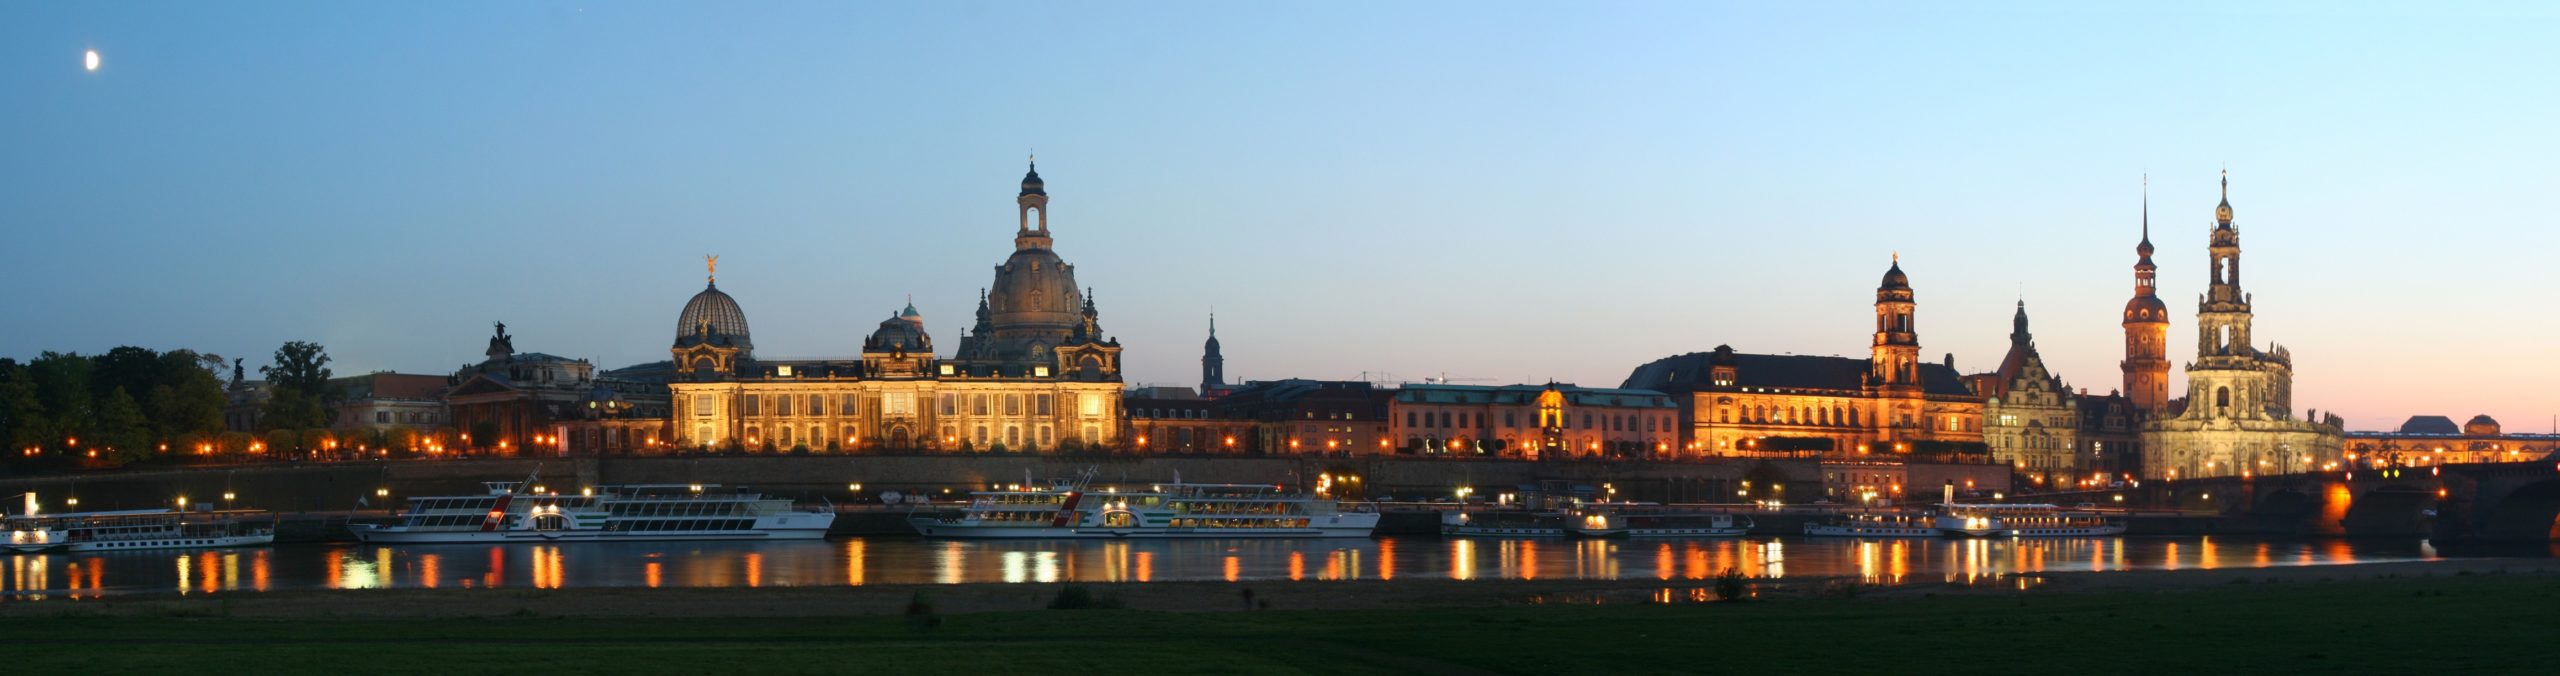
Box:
2121;179;2172;411
1016;156;1051;250
2197;170;2252;358
1201;313;1225;394
1871;254;1920;388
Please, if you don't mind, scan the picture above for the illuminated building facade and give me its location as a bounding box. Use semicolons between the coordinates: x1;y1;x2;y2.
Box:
1215;379;1394;456
2345;415;2560;468
1969;301;2081;486
446;322;669;456
664;164;1124;452
1389;383;1679;459
1623;257;1987;459
2138;173;2344;479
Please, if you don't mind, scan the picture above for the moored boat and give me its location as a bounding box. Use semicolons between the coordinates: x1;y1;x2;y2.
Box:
910;473;1378;539
1567;504;1753;538
1803;512;1944;538
1441;510;1573;537
1933;503;2125;538
4;509;273;553
350;479;834;544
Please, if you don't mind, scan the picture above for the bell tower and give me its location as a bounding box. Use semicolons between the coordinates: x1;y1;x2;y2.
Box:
1871;254;1920;388
2122;178;2172;411
1201;313;1225;394
2196;170;2253;358
1016;155;1052;251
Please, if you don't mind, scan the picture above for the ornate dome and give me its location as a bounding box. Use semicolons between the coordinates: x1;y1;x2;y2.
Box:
1878;257;1910;291
1020;162;1045;196
2465;415;2502;436
988;248;1085;334
676;282;752;348
865;307;931;353
2123;294;2168;321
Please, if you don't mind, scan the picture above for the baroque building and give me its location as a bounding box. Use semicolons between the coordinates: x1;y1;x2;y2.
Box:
664;164;1125;452
2138;173;2344;479
1624;257;1986;459
2345;415;2560;468
1389;383;1680;459
1968;302;2081;487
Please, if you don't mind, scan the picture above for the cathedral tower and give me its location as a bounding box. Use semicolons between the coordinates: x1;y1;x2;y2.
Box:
1871;255;1920;388
2121;180;2172;411
2197;170;2252;358
1201;314;1225;394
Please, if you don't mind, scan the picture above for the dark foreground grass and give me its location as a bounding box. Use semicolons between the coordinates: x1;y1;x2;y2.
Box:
9;572;2559;675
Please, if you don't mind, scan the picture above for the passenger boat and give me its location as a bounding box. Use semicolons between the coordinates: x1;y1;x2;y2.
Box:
909;474;1379;539
3;509;274;553
350;479;834;544
1803;512;1943;538
1441;510;1573;537
1567;504;1754;538
1933;503;2125;538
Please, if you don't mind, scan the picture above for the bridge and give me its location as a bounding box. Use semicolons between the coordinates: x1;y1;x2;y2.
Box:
2031;461;2560;542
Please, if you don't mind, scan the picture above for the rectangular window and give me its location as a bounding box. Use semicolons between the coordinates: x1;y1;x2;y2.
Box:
695;394;716;418
939;393;957;416
1040;426;1053;447
777;395;792;417
886;392;915;416
743;395;761;417
1006;395;1023;416
1037;394;1053;416
376;412;389;423
1081;394;1103;417
843;394;860;415
973;395;989;416
1407;412;1417;427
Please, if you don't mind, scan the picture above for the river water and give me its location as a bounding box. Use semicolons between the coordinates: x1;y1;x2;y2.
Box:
0;535;2497;601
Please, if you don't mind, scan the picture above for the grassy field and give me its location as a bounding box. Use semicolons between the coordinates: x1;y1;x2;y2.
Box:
8;570;2558;674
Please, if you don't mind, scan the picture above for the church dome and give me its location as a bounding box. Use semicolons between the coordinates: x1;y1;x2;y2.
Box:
988;248;1084;333
2123;294;2168;321
1020;163;1045;196
1878;259;1910;291
865;308;931;353
676;282;751;348
2465;415;2502;436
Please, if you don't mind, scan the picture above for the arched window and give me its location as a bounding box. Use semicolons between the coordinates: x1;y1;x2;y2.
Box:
2216;387;2231;410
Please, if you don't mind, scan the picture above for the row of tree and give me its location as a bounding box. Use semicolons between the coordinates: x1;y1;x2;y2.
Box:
0;341;337;468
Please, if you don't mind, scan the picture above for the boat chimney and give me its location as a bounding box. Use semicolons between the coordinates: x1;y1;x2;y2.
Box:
21;491;35;517
1942;481;1954;506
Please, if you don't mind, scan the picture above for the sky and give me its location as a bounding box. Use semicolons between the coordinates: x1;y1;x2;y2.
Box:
4;1;2556;432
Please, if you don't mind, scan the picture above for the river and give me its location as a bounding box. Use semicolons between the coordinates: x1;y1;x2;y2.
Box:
1;535;2497;601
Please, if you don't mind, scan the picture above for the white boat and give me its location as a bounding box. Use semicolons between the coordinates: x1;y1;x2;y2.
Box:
910;474;1378;539
1803;512;1943;538
1441;510;1573;537
4;509;274;553
351;480;834;544
1933;503;2125;538
1568;504;1753;538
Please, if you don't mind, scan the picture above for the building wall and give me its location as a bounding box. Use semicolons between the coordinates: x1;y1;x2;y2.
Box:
668;379;1120;452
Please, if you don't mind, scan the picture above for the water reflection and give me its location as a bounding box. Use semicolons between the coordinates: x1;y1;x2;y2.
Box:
0;536;2466;598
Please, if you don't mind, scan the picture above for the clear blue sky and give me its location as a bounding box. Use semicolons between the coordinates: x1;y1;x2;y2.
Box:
6;1;2555;432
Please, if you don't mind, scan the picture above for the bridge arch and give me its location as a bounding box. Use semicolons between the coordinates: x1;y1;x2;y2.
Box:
2470;479;2560;542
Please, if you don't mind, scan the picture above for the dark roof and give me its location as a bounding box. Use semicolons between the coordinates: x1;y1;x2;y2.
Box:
1393;384;1675;409
1621;351;1975;397
2398;416;2460;435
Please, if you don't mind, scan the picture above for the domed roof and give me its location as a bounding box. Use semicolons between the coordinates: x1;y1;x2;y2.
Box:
988;248;1084;332
677;282;751;346
2464;415;2502;435
1879;257;1910;291
866;308;931;353
1020;161;1045;196
2123;294;2168;319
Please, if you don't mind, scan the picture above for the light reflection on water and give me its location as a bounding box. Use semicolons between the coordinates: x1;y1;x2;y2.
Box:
0;536;2478;600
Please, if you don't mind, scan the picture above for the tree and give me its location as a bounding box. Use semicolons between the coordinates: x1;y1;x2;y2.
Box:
260;341;333;393
95;388;152;466
29;352;95;448
150;349;228;439
0;360;39;456
260;342;338;430
262;428;298;456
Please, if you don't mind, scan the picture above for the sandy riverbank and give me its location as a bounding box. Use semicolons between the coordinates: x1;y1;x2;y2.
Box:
8;556;2552;620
